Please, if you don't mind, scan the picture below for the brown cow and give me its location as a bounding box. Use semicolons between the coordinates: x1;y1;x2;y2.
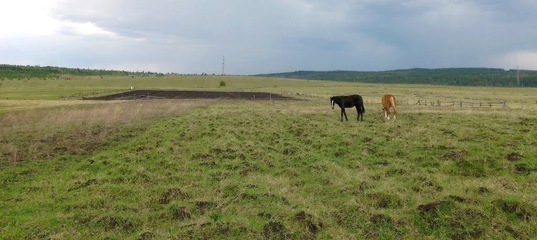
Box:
381;94;397;120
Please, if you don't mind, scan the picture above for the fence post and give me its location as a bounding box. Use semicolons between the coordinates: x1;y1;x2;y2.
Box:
437;100;441;107
460;101;463;107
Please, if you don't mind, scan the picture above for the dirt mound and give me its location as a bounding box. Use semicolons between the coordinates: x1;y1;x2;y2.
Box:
85;90;293;101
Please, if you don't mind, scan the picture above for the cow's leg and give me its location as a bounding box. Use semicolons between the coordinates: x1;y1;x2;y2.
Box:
340;109;344;122
343;109;348;121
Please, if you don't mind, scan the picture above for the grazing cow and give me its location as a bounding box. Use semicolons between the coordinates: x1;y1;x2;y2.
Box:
381;94;397;120
330;95;365;122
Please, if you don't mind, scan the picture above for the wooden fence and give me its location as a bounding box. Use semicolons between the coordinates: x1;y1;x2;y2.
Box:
414;99;508;108
364;99;411;105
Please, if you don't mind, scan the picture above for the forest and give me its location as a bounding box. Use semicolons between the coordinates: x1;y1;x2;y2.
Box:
0;64;161;79
258;68;537;87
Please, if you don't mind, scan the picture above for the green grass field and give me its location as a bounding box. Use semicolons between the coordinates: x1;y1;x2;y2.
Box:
1;76;536;239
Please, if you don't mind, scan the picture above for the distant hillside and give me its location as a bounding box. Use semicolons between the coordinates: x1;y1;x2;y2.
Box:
0;64;162;79
257;68;537;87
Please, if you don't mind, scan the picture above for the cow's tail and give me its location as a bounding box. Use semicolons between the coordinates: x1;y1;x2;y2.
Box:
390;96;397;118
361;102;365;114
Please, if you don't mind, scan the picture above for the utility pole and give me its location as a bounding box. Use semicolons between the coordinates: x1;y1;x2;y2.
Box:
516;66;520;87
222;56;225;75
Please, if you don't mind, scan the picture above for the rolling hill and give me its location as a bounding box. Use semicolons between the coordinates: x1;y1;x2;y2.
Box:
257;68;537;87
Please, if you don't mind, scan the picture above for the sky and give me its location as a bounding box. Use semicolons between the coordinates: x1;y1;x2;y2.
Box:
1;0;536;75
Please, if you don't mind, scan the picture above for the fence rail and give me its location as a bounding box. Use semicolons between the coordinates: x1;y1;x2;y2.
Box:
414;99;508;108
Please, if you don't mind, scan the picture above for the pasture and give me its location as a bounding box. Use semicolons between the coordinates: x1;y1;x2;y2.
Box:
1;75;536;239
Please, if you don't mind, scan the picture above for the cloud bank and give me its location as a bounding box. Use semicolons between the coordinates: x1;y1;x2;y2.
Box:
1;0;536;74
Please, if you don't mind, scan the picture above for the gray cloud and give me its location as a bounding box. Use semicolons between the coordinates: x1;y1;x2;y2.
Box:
2;0;536;74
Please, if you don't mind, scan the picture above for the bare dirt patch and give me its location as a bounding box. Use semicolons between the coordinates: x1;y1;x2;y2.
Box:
85;90;293;101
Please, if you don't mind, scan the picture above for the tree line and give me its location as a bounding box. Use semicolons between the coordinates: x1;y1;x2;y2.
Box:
3;64;537;87
0;64;163;79
257;68;537;87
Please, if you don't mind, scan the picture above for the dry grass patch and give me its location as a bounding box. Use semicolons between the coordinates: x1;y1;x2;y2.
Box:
1;99;210;164
0;100;100;112
1;100;209;131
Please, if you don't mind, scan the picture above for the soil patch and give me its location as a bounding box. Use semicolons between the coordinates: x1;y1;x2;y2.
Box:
85;90;293;100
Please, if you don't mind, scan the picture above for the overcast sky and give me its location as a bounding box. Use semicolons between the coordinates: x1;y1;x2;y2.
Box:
1;0;536;75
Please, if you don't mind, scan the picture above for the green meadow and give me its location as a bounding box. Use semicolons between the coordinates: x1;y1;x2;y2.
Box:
1;75;536;239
